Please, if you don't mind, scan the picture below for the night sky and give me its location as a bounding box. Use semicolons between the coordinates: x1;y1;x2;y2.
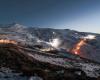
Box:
0;0;100;33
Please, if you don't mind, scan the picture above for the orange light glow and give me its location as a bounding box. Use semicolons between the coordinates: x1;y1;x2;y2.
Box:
72;39;86;55
75;51;78;55
0;39;17;44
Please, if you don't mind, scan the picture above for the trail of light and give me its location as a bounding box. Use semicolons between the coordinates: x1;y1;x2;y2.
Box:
72;35;96;55
0;39;17;44
72;39;86;55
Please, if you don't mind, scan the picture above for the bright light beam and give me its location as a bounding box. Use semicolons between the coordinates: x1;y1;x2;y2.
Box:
49;38;60;48
83;35;96;40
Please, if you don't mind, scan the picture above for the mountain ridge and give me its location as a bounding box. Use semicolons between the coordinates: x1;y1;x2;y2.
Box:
0;23;100;63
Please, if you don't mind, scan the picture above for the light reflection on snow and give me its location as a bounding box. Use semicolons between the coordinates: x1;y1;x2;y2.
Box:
83;35;96;40
49;38;60;48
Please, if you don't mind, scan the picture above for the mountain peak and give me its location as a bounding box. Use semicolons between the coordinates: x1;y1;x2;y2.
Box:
11;23;26;28
7;23;27;31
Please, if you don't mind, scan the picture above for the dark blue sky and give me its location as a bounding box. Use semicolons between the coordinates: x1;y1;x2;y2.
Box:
0;0;100;33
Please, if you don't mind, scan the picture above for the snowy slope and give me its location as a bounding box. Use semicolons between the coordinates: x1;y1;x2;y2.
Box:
0;23;100;63
0;23;100;80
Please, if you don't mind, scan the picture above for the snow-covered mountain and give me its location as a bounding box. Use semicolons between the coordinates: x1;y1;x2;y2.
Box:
0;23;100;80
0;23;100;63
